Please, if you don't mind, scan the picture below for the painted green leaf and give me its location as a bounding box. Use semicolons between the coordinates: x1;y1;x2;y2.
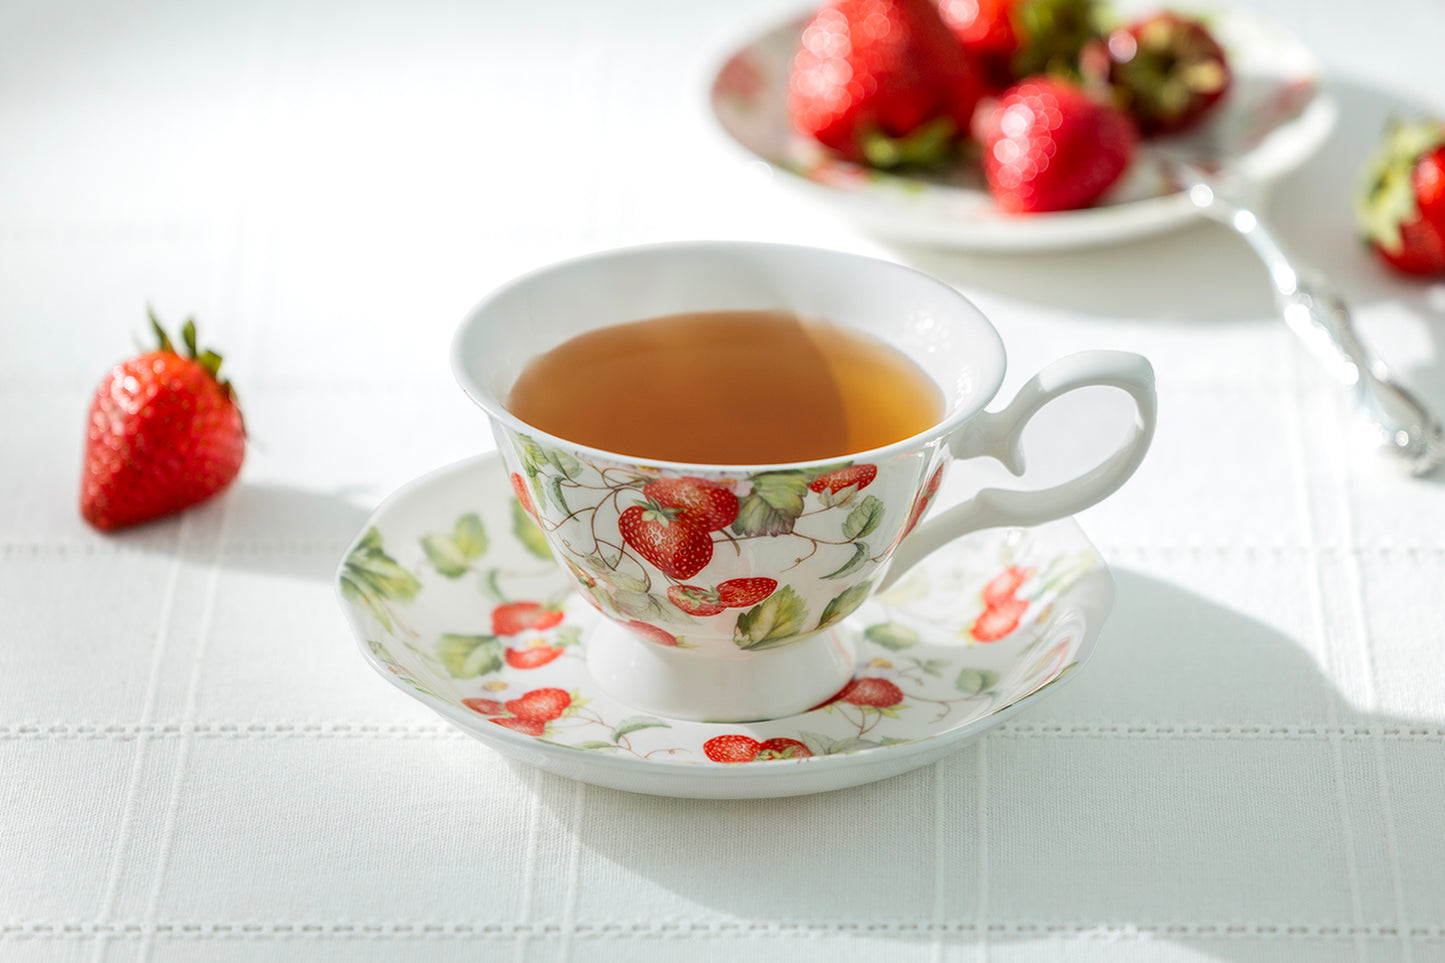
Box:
545;448;583;479
453;513;488;559
342;528;421;605
956;667;1000;696
421;534;470;578
611;716;671;741
750;470;812;515
612;590;664;620
864;622;919;650
731;494;796;537
843;495;884;540
573;741;621;751
734;586;809;650
818;582;871;629
555;624;582;648
436;634;503;678
529;473;546;512
548;476;569;515
519;436;549;475
822;541;868;580
512;499;552;559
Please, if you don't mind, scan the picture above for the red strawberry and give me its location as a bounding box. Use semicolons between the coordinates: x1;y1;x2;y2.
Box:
971;596;1029;641
667;585;727;617
505;687;571;722
901;464;945;537
756;738;813;760
80;313;245;531
716;577;779;608
1096;12;1230;135
977;76;1137;213
938;0;1103;92
981;565;1032;606
510;472;537;518
462;697;507;716
789;0;983;168
838;677;905;708
491;601;564;636
703;734;761;763
491;717;546;737
643;477;739;532
808;463;878;495
618;503;714;580
1357;119;1445;276
504;645;564;669
624;620;681;647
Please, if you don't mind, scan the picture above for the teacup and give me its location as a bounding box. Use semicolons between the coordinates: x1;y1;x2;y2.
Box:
452;241;1156;722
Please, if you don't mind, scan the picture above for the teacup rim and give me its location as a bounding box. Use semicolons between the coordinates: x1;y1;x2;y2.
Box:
450;239;1007;474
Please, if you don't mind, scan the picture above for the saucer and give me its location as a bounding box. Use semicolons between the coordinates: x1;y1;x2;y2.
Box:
336;454;1115;798
707;0;1335;251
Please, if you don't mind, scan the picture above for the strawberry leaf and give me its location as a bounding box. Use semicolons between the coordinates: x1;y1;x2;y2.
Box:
843;495;884;540
818;583;871;629
863;622;919;651
732;495;796;537
512;499;552;560
343;529;421;603
749;470;812;515
421;534;470;578
545;448;583;479
956;667;1000;696
822;541;868;580
611;716;671;741
555;624;582;648
733;586;809;650
453;513;488;559
548;476;569;515
435;634;502;678
573;741;621;751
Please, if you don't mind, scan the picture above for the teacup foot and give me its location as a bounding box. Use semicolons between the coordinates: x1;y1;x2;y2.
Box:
585;621;859;723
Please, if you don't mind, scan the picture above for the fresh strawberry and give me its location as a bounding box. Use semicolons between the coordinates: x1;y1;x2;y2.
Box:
510;472;537;518
643;477;739;532
716;577;779;608
981;565;1032;606
504;645;564;669
808;463;878;495
756;738;813;760
838;677;905;707
1095;12;1230;135
938;0;1103;91
703;734;761;763
624;619;680;647
491;601;564;636
1356;119;1445;276
789;0;983;169
491;716;546;737
619;502;713;579
462;697;507;716
976;75;1137;213
667;585;728;617
505;687;572;722
971;595;1029;641
80;313;245;531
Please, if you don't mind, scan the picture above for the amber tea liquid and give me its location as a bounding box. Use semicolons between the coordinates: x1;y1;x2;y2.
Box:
506;310;945;464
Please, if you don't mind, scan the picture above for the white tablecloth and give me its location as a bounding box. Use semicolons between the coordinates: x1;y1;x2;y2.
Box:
5;0;1445;959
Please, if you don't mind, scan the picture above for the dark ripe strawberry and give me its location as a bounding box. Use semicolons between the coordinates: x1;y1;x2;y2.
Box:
971;595;1029;641
80;314;245;531
624;619;681;647
939;0;1103;91
703;734;762;763
504;646;564;669
977;75;1137;213
789;0;983;168
643;477;739;532
716;577;779;608
491;716;546;737
756;738;813;760
808;463;878;495
462;698;507;716
510;472;537;518
491;601;564;636
666;585;727;617
981;565;1032;607
619;503;714;580
838;677;905;707
1101;12;1230;135
505;687;572;722
1357;119;1445;276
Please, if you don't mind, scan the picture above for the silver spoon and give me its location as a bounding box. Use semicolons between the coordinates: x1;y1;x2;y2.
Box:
1158;156;1444;476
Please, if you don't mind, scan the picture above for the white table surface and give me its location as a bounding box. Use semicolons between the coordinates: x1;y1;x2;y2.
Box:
5;0;1445;960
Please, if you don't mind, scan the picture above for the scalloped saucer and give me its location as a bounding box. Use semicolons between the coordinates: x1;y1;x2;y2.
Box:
336;453;1115;798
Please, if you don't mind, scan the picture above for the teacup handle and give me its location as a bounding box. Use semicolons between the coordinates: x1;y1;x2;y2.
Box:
879;350;1157;590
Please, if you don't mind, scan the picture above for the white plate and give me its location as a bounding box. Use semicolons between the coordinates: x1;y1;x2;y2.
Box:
708;2;1336;250
335;453;1116;798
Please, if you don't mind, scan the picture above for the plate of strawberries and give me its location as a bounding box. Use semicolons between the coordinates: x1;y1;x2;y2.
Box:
709;0;1336;249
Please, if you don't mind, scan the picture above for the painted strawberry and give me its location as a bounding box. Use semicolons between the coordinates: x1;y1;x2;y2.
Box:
462;697;507;716
504;645;565;669
981;565;1032;607
938;0;1103;92
510;473;537;518
808;463;878;495
838;677;905;707
702;734;814;763
757;738;813;760
624;619;680;647
716;577;779;607
666;585;728;617
643;477;739;532
491;601;564;637
491;717;546;737
1094;12;1231;136
619;503;713;579
789;0;983;168
80;313;245;531
976;75;1137;213
505;687;572;722
901;464;945;538
1356;118;1445;276
972;595;1030;641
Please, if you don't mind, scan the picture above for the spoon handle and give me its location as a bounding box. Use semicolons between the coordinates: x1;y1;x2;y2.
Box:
1178;174;1444;475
